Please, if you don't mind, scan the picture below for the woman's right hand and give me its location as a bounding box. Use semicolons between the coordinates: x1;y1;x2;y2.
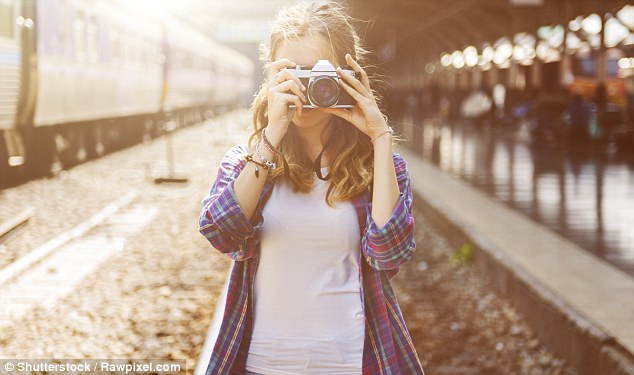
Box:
265;58;307;146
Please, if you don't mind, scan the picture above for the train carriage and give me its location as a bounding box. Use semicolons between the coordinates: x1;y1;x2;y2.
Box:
0;0;24;173
0;0;254;188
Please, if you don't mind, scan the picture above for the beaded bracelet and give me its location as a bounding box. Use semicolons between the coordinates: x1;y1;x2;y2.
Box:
243;154;270;178
255;143;277;170
260;128;279;154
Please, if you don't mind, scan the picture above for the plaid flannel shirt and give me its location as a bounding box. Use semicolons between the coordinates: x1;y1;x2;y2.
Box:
199;144;425;375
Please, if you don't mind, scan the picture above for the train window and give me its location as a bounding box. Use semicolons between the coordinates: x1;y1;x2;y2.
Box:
87;16;98;63
150;41;155;66
177;50;185;69
140;38;146;66
121;33;129;66
147;40;155;67
60;2;70;57
110;31;120;65
125;34;132;66
73;11;86;60
133;35;141;66
141;39;147;67
184;52;192;69
152;42;160;65
175;50;182;69
129;35;135;65
141;38;148;67
0;0;13;39
135;36;142;66
128;34;136;66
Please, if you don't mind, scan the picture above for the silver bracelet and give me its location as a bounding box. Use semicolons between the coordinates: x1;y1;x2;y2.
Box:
255;143;277;170
370;126;394;143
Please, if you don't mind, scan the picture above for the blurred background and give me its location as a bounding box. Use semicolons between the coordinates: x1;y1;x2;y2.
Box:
0;1;633;374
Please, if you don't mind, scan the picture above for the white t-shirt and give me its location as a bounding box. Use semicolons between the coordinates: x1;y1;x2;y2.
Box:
245;167;365;375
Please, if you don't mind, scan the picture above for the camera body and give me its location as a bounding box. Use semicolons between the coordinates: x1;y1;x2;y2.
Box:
286;60;357;109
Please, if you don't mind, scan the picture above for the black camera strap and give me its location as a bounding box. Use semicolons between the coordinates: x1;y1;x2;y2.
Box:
314;131;335;181
268;124;335;181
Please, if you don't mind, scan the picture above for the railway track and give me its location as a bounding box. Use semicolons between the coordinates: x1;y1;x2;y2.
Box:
0;191;158;325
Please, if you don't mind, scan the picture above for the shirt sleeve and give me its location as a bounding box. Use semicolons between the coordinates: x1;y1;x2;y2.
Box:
361;152;416;273
198;144;263;261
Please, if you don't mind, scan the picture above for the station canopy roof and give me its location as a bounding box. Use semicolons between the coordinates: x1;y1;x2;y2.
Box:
346;0;632;62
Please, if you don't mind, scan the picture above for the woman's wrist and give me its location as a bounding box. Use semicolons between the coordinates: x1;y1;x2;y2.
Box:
370;126;394;144
263;125;286;148
372;130;393;149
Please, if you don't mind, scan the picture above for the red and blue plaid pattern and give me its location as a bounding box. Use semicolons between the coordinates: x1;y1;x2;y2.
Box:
199;144;425;375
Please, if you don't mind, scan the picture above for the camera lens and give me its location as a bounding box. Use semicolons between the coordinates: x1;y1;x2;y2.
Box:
308;76;339;107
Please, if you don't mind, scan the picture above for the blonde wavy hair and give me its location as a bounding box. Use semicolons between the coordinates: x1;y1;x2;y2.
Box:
248;1;386;206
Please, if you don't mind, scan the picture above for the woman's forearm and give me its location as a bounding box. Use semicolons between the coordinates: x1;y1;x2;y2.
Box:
233;127;284;222
233;143;277;222
371;134;399;227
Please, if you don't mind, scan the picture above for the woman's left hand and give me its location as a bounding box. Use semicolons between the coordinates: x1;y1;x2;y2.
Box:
323;53;389;140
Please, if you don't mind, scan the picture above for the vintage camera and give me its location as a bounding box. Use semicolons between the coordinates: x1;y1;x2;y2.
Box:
287;60;357;109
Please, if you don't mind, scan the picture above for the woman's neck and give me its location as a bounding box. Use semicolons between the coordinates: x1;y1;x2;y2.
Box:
295;121;334;162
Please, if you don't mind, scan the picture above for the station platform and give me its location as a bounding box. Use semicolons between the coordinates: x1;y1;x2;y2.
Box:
398;147;634;375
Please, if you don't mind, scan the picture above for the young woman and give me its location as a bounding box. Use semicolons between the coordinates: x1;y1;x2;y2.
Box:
199;1;425;374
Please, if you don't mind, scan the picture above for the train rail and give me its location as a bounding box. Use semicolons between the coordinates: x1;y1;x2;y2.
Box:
0;207;33;240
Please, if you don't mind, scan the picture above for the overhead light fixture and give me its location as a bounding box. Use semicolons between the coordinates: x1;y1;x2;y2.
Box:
440;53;452;67
481;45;494;63
581;14;602;35
463;46;478;67
605;17;630;47
451;51;465;69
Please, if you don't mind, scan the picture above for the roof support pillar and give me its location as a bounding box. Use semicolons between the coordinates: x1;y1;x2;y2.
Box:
559;0;571;88
531;57;542;89
597;12;607;83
